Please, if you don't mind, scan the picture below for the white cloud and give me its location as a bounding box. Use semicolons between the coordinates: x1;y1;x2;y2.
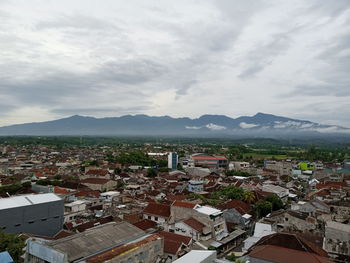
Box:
205;123;226;130
239;122;259;129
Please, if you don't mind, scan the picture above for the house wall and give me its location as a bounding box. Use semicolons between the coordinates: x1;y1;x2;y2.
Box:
323;225;350;256
107;237;163;263
143;214;166;224
174;222;200;241
283;213;319;234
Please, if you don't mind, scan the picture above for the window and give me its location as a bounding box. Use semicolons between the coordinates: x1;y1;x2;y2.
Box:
148;216;151;220
15;224;21;227
155;217;158;221
41;218;47;221
54;216;59;219
28;221;34;224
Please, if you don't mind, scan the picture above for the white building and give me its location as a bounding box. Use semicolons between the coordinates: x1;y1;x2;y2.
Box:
168;152;178;170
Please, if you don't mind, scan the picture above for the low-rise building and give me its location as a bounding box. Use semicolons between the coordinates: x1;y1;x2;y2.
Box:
25;221;163;263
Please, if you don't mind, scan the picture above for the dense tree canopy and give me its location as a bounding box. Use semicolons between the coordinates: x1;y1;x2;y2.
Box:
0;230;25;262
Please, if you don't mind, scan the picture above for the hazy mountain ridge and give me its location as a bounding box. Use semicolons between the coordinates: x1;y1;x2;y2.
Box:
0;113;348;137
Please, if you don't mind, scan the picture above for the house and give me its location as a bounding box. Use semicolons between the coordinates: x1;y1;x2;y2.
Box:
242;232;332;263
243;223;275;251
323;221;350;259
157;231;192;261
99;191;120;202
133;219;158;232
80;178;117;191
174;217;211;241
188;180;204;193
218;200;253;229
170;201;198;223
260;184;289;202
143;202;171;226
64;200;87;222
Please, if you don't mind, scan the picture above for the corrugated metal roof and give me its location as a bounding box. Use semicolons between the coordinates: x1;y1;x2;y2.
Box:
0;251;14;263
0;193;61;210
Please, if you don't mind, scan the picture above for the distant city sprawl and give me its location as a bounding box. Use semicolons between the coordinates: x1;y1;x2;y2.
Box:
0;137;349;262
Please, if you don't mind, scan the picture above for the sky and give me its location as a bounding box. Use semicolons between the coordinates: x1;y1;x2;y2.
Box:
0;0;350;127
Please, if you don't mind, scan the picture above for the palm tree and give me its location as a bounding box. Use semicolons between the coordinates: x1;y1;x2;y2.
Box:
243;190;256;204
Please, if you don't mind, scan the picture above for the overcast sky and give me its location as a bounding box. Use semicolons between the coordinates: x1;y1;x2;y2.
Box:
1;0;350;127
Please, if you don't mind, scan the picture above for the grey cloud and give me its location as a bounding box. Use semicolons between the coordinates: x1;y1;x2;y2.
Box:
35;14;120;31
291;33;350;97
52;105;151;116
97;59;168;85
238;33;292;79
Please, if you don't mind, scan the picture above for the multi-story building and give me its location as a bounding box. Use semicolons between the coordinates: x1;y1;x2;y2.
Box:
168;152;178;170
0;193;64;237
190;154;228;169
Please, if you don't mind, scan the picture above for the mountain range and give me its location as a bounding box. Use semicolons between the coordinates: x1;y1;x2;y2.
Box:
0;113;349;138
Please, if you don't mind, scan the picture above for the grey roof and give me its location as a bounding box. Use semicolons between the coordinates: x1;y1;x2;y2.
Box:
47;221;145;262
0;193;61;210
326;221;350;233
173;250;216;263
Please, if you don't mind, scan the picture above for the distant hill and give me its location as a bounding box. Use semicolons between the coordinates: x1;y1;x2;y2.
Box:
0;113;349;138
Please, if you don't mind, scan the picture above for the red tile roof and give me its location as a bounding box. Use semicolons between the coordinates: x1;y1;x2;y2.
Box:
133;219;157;231
54;186;71;194
183;217;205;232
219;200;252;215
86;169;109;176
253;232;328;257
86;234;162;263
249;245;332;263
143;203;171;218
172;201;197;209
316;181;347;190
75;190;100;198
157;231;192;254
81;178;111;185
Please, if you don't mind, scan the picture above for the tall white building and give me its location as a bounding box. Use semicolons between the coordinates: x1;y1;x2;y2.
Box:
168;152;178;170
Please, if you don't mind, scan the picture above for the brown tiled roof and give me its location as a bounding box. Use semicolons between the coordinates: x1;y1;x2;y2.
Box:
316;181;347;189
81;178;111;185
163;239;182;255
133;219;157;231
54;186;71;194
124;213;142;224
143;203;171;218
218;200;252;215
172;201;197;209
166;194;187;201
252;232;328;257
86;169;109;176
157;231;191;255
75;190;100;198
183;217;205;232
248;245;332;263
75;217;114;232
86;234;162;263
157;231;191;246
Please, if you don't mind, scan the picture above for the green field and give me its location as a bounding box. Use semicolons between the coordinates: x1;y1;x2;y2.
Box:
242;152;293;160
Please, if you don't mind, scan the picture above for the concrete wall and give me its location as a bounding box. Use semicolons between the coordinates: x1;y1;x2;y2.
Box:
0;199;64;237
107;236;163;263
